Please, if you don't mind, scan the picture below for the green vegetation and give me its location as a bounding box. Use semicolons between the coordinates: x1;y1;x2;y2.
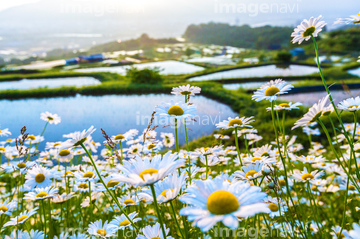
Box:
126;67;164;84
183;22;293;49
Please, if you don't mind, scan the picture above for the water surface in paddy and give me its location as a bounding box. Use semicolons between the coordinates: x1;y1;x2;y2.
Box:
0;77;100;90
0;94;236;149
188;64;319;81
74;60;204;75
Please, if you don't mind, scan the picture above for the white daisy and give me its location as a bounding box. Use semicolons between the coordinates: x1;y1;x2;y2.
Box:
155;100;197;121
349;222;360;239
3;208;38;227
266;102;302;111
216;116;254;129
60;126;96;150
137;223;173;239
338;96;360;112
291;15;327;44
292;95;330;130
0;128;11;137
292;167;324;183
252;79;294;102
87;219;116;238
24;186;58;201
233;162;264;180
334;13;360;25
109;212;141;231
40;111;61;125
115;152;184;187
179;177;269;232
171;84;201;96
0;200;17;216
24;165;53;189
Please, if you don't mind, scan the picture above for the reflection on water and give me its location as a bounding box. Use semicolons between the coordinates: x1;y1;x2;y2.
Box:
349;67;360;77
0;77;100;90
74;60;204;75
1;94;236;149
223;81;297;90
188;64;319;81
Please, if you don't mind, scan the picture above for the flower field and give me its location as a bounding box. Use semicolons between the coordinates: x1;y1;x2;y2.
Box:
1;14;360;239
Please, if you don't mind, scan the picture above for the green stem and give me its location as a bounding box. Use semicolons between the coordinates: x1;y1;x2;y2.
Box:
170;200;185;239
149;184;167;239
234;128;242;166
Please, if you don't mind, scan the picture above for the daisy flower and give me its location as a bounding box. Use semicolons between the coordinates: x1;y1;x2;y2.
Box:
109;212;141;231
40;111;61;125
3;208;38;227
216;116;254;129
334;13;360;25
171;84;201;96
160;133;175;148
292;95;330;130
87;219;116;238
24;165;53;189
126;144;143;156
252;79;294;102
349;222;360;239
60;126;96;150
5;230;44;239
0;128;11;137
292;167;324;183
138;171;187;203
180;177;269;232
338;96;360;112
233;162;264;180
24;186;58;201
291;15;327;44
137;223;173;239
266;102;302;111
0;200;17;216
51;192;76;204
115;151;184;186
155;100;197;121
55;149;73;163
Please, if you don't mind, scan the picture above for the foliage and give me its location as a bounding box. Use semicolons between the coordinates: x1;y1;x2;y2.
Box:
126;67;164;84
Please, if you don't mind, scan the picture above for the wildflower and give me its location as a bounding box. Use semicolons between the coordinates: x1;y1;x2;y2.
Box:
171;84;201;96
0;201;17;216
160;133;175;148
24;186;58;201
137;223;173;239
291;15;326;44
233;162;264;180
3;208;38;227
334;13;360;25
155;100;197;121
349;222;360;239
60;126;96;150
252;79;294;102
180;177;269;232
87;219;116;238
292;95;330;129
266;102;302;111
338;96;360;112
109;212;140;231
0;128;11;137
292;167;324;183
216;116;254;129
115;152;184;186
55;149;73;163
24;165;53;189
40;111;61;125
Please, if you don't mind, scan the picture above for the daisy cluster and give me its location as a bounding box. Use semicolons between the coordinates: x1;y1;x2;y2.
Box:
0;13;360;239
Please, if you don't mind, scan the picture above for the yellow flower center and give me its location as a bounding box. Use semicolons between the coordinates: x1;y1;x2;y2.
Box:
336;232;345;238
66;171;73;176
168;106;184;116
161;189;174;198
59;149;71;157
0;206;8;212
106;180;119;188
278;103;290;108
310;111;322;123
6;139;12;142
17;163;26;169
115;134;125;140
228;119;243;127
349;185;356;191
27;135;36;141
83;172;94;178
251;157;262;162
0;147;5;152
302;26;316;37
301;173;314;181
264;86;280;96
180;91;191;95
148;144;156;150
17;215;27;223
312;185;318;191
245;170;258;179
47;116;54;121
53;142;61;146
124;199;135;205
119;220;131;227
268;203;279;212
278;180;286;187
151;237;160;239
139;168;159;180
78;183;88;189
35;173;45;183
207;190;239;215
97;229;107;236
36;192;49;198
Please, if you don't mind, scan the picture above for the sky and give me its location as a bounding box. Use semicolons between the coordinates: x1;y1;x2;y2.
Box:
0;0;357;52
